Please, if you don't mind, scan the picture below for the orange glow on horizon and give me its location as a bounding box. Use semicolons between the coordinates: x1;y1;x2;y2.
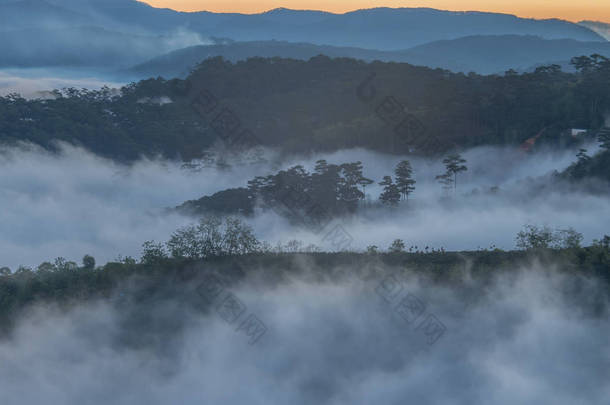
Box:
141;1;610;23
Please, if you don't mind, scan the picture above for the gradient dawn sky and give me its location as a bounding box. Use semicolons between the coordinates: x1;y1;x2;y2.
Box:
142;1;610;22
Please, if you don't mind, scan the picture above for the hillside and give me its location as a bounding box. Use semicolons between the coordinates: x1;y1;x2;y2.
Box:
0;26;196;68
2;246;609;332
580;21;610;40
401;35;610;74
128;35;610;78
0;1;606;69
2;55;610;161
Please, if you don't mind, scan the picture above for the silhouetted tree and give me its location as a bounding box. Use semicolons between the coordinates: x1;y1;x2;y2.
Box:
82;255;96;270
339;162;366;205
394;160;416;200
379;176;401;206
599;129;610;151
435;172;453;196
442;154;468;192
140;241;168;264
435;153;467;195
389;239;406;253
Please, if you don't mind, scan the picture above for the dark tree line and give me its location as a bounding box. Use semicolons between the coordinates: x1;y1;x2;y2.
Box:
561;127;610;182
436;154;468;195
378;160;417;206
180;155;470;217
180;160;373;219
2;55;610;161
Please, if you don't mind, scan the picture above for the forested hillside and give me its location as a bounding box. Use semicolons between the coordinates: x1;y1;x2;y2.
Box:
2;241;609;336
1;55;609;161
128;36;610;78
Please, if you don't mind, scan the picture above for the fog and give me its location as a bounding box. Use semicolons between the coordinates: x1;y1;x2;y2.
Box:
1;141;608;269
0;261;608;404
0;69;124;99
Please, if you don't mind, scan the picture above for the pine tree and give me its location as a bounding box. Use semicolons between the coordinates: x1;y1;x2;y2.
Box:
435;172;453;196
379;176;401;206
598;128;610;150
394;160;416;200
440;154;467;193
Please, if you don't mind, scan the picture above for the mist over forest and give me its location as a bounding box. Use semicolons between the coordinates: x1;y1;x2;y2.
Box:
0;139;607;270
1;2;610;404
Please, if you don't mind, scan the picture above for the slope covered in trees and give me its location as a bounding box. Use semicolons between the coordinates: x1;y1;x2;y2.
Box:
561;127;610;183
1;237;609;337
1;55;610;161
127;36;610;78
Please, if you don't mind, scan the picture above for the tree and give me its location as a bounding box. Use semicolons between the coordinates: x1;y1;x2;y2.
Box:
599;129;610;151
389;239;406;253
82;255;96;270
515;225;583;250
576;148;591;163
0;267;11;276
222;217;260;255
567;149;592;179
37;262;56;273
53;257;77;271
441;154;468;192
141;240;168;264
358;176;374;197
366;245;379;254
555;228;583;249
197;217;224;257
338;162;366;204
593;235;610;249
378;176;401;206
167;225;201;259
394;160;416;200
164;217;259;259
515;225;556;250
435;172;453;196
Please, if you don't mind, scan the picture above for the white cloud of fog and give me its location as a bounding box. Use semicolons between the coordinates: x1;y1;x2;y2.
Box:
251;143;610;252
1;141;608;269
0;69;124;99
0;264;608;404
0;143;278;269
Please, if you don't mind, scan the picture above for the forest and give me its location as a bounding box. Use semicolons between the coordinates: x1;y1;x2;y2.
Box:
0;217;609;338
1;54;610;161
178;133;610;221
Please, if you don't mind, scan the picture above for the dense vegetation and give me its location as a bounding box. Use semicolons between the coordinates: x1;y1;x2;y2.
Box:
1;55;610;161
561;127;610;182
177;154;470;218
1;234;609;338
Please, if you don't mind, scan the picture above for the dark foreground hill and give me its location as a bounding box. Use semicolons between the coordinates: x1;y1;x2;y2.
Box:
1;245;609;336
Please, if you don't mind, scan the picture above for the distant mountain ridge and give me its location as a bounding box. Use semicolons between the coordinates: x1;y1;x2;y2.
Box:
128;35;610;78
0;0;607;69
580;21;610;40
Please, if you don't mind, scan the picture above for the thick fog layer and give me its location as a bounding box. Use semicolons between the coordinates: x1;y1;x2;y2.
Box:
1;141;608;269
252;143;609;252
0;264;608;404
0;69;123;99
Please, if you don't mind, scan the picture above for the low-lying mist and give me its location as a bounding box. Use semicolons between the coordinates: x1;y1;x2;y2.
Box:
0;69;124;99
1;141;608;269
0;260;608;404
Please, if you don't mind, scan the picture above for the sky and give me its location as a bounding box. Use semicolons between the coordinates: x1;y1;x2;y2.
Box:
142;0;610;22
